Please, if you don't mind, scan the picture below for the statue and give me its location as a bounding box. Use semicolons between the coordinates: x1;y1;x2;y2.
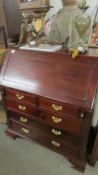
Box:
17;12;37;47
47;0;91;52
17;0;91;54
17;11;47;47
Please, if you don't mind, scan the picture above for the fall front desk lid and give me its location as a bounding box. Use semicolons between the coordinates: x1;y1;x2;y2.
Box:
0;49;98;109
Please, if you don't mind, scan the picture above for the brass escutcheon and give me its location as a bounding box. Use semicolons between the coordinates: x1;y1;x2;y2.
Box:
18;105;26;111
22;128;29;134
16;93;24;100
52;104;62;111
51;141;60;147
52;116;62;124
51;129;61;136
20;117;28;123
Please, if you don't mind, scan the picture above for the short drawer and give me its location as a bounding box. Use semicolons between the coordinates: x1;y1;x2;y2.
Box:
4;88;36;105
38;110;83;135
8;111;35;125
9;120;78;156
5;99;36;116
39;97;83;118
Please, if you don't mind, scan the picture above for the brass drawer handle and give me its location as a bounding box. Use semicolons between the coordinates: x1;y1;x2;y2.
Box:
51;129;61;136
51;141;60;147
52;116;62;124
20;117;28;123
16;93;24;100
22;128;29;134
52;104;62;111
18;105;26;111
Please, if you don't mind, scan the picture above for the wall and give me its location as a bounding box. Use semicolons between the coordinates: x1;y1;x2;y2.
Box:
46;0;62;19
87;0;98;11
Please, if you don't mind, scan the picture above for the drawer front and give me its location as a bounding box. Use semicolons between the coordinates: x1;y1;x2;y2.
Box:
38;110;82;135
5;99;36;116
10;120;78;156
39;97;81;118
8;111;81;148
8;111;34;126
5;88;36;105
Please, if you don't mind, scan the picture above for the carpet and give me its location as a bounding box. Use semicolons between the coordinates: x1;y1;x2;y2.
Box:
0;125;98;175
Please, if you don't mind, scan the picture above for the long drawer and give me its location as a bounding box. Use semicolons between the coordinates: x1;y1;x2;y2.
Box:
9;119;79;157
7;108;83;135
8;111;81;148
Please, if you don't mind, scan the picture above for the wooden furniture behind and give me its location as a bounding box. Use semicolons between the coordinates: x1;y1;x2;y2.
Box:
18;0;50;10
0;0;7;31
3;0;20;41
18;0;50;14
0;26;8;49
1;49;98;172
89;124;98;166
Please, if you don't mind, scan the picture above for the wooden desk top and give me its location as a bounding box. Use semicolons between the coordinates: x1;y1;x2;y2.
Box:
0;49;98;110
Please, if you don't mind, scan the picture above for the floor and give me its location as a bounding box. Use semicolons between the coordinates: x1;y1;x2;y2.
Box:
0;110;98;175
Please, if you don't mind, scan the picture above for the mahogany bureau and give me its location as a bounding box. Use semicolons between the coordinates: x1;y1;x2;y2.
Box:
0;49;98;172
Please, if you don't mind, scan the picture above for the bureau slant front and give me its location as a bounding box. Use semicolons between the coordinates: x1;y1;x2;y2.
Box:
1;49;98;172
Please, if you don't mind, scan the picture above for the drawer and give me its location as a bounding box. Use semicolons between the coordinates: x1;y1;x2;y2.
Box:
8;111;81;148
5;99;36;116
38;110;82;135
39;97;83;118
9;119;78;156
8;111;35;126
4;88;36;105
